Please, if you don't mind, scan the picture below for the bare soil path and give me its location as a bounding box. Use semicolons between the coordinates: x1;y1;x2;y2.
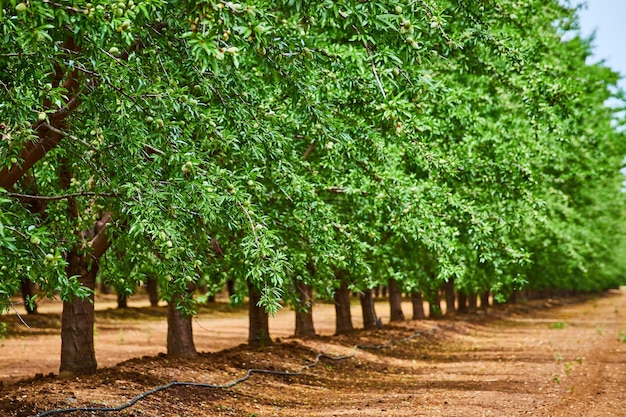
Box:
0;288;624;416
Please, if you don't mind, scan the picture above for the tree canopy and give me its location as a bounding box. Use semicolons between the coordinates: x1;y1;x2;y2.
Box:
1;0;625;330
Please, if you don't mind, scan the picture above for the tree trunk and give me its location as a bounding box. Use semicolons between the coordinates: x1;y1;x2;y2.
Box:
519;289;529;301
146;277;159;307
428;290;442;318
166;292;197;358
294;281;316;337
388;278;405;321
60;251;98;376
59;211;110;376
248;281;272;346
226;279;235;297
480;291;490;310
19;277;37;314
360;289;380;329
457;292;468;314
374;285;387;298
468;292;478;312
99;282;112;295
411;291;425;320
197;282;215;303
334;274;353;334
443;278;455;317
117;292;128;309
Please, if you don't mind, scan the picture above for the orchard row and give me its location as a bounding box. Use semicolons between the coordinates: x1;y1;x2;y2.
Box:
1;0;625;375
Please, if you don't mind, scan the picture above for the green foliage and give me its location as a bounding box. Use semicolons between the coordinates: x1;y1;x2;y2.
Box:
1;0;625;315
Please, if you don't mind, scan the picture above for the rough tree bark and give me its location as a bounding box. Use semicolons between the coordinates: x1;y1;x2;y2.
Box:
360;288;380;329
388;278;405;322
480;291;490;310
60;250;98;376
226;280;235;298
457;292;468;314
248;281;272;346
167;291;197;357
411;291;425;320
294;280;316;337
59;213;111;375
117;292;128;309
334;272;353;334
443;278;456;317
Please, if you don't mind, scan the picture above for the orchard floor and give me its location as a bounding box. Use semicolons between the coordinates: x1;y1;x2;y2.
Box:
0;289;625;417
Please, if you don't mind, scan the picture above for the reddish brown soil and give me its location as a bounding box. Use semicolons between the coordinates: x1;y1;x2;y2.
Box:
0;289;625;416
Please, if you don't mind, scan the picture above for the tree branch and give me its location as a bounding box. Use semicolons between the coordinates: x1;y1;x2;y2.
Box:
302;141;316;160
237;201;260;244
90;212;112;259
6;192;118;201
0;38;82;191
43;124;100;151
352;25;386;99
338;10;386;99
0;53;36;57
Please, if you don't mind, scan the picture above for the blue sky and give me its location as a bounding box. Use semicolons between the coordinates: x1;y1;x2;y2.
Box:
575;0;626;89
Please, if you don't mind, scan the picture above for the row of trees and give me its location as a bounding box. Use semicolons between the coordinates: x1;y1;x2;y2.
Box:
1;0;625;375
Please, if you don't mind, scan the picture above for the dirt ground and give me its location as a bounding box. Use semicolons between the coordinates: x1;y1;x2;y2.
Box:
0;288;625;416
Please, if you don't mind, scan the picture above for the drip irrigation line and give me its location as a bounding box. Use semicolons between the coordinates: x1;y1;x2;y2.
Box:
33;351;355;417
34;325;438;416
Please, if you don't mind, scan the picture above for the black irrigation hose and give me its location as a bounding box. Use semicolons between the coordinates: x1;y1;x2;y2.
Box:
33;351;356;417
34;326;437;417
